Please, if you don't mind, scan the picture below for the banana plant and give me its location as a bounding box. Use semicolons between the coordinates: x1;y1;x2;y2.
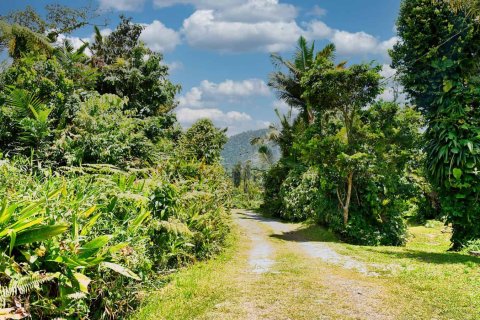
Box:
0;187;68;256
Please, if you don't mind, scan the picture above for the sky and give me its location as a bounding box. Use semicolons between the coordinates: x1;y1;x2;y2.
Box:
1;0;402;135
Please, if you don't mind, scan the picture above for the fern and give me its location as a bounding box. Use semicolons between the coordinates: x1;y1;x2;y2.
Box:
154;219;193;237
0;273;57;307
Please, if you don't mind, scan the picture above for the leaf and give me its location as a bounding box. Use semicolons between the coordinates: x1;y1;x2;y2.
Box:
80;213;101;236
0;201;17;225
443;80;453;92
15;224;69;246
128;209;150;232
80;235;112;251
81;205;96;219
73;273;91;293
8;230;16;256
452;168;462;180
101;262;141;280
467;141;474;153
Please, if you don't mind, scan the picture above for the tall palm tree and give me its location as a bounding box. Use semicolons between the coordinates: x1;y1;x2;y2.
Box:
0;20;52;59
269;37;340;125
269;36;315;124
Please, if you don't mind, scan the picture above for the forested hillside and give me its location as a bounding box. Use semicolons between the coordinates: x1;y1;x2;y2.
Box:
221;129;280;170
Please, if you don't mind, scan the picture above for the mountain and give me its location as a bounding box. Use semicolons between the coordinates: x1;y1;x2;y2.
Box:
221;128;280;171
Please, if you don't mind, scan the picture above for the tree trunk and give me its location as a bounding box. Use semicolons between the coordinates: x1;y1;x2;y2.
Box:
337;172;353;226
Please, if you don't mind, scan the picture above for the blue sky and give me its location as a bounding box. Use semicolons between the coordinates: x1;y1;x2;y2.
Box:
1;0;402;135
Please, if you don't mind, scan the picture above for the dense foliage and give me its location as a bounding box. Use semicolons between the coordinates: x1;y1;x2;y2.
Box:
392;0;480;249
262;39;427;245
0;11;231;319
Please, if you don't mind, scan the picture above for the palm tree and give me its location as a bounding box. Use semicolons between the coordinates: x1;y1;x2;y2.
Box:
269;37;342;125
0;20;52;59
269;36;315;124
251;108;300;158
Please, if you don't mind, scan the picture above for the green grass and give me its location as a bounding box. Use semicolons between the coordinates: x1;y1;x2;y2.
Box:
131;227;244;320
293;220;480;320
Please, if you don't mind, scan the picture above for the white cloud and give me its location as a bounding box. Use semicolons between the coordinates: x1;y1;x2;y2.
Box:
305;20;333;39
149;1;397;57
182;10;302;52
99;0;146;11
308;5;327;17
153;0;244;9
330;31;397;56
179;78;271;108
177;107;251;123
330;30;380;55
140;20;181;52
176;107;269;135
380;64;396;79
303;22;398;57
378;64;407;103
166;61;184;72
202;79;270;97
215;1;297;23
178;87;205;108
177;77;272;135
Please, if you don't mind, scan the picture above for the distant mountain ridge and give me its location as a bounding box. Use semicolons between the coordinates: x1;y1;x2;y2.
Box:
221;129;280;171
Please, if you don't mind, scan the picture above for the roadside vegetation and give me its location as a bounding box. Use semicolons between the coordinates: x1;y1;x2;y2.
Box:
257;0;480;251
0;7;231;319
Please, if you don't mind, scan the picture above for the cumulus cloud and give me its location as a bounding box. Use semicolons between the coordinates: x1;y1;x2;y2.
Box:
305;20;332;39
140;20;181;52
165;61;184;72
99;0;396;58
153;0;244;9
307;5;327;17
178;1;396;57
182;10;302;52
177;107;251;123
304;22;398;56
214;1;297;23
178;78;271;108
177;77;272;134
99;0;146;11
378;64;407;103
176;107;267;135
331;32;397;57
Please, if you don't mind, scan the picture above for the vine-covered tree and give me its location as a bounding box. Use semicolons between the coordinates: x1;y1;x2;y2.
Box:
391;0;480;249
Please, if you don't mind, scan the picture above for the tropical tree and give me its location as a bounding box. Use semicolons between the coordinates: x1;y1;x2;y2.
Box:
179;119;228;165
232;162;242;188
269;36;315;124
391;0;480;249
90;16;180;117
302;59;382;224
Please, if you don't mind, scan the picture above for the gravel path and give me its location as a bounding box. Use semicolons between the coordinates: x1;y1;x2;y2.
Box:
233;210;394;320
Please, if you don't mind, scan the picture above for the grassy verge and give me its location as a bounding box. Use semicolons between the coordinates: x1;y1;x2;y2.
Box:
131;224;245;319
293;220;480;320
